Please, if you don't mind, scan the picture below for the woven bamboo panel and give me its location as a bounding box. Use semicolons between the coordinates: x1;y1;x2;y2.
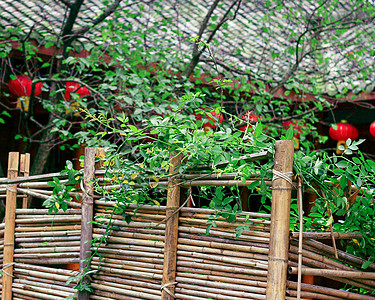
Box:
90;202;166;299
12;263;78;299
175;208;271;300
13;209;81;265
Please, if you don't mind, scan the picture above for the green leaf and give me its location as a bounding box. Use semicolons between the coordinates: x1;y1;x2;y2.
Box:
362;259;374;270
45;41;54;49
285;127;294;140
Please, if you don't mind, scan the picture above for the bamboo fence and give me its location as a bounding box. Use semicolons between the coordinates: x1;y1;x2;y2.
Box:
0;143;373;299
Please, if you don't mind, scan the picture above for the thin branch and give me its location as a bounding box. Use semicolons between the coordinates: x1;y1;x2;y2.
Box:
181;0;220;79
72;0;122;36
205;0;242;48
34;78;107;102
193;0;220;57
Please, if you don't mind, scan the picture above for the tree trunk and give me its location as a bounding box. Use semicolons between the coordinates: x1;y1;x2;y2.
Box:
30;112;57;175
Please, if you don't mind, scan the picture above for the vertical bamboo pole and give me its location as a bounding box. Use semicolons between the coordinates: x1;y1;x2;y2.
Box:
161;153;182;299
78;148;96;300
266;140;294;300
20;153;30;209
297;176;303;300
2;152;20;300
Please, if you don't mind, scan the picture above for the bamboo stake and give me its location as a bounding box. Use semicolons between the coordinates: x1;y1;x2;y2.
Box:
297;176;303;300
266;140;294;300
2;151;19;300
20;154;30;209
78;147;95;300
161;152;182;299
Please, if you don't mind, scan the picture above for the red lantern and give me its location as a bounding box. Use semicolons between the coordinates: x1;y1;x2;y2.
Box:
240;113;259;132
329;121;358;154
64;82;90;101
9;74;43;111
195;109;223;132
282;120;304;149
282;121;303;138
64;82;90;115
370;121;375;137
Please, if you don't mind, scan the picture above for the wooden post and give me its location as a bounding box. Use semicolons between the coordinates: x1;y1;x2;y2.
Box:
20;153;30;209
2;152;20;300
161;153;182;299
266;140;294;300
78;148;96;300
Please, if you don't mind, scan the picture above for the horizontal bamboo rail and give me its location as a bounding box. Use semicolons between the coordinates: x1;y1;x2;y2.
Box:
289;267;375;279
290;231;362;239
286;280;375;300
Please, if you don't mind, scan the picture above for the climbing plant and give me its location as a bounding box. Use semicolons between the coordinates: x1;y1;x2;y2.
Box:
44;94;375;278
